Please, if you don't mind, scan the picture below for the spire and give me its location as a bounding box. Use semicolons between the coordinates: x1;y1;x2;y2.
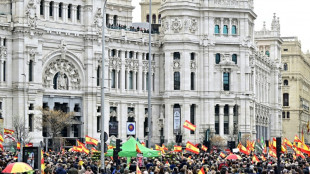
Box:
271;13;277;31
262;21;266;31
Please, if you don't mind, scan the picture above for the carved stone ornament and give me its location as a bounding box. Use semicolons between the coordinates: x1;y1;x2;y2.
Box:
189;18;198;33
26;0;37;29
0;47;7;58
142;60;155;73
43;58;81;90
190;60;196;70
128;111;135;118
171;18;182;33
109;57;121;69
162;19;169;32
125;59;139;71
94;8;103;34
173;60;181;70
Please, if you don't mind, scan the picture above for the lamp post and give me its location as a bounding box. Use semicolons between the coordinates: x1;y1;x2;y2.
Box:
101;0;107;172
147;0;152;149
20;73;27;162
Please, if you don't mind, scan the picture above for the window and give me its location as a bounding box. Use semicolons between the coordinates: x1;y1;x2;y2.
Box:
190;72;195;90
106;14;109;26
127;107;135;122
284;63;288;71
190;52;195;60
152;14;156;24
129;51;133;59
29;114;34;132
97;116;101;132
173;52;180;60
0;102;2;110
283;80;288;86
265;50;270;57
215;53;221;64
3;61;5;82
29;104;34;110
282;112;285;118
215;105;219;134
77;5;81;20
113;15;118;26
287;112;290;118
146;14;149;23
146;53;149;60
224;105;229;134
111;70;116;88
144;117;148;137
49;1;53;16
284;49;288;52
68;4;72;19
3;38;6;47
146;72;149;90
174;72;180;90
96;66;101;86
190;104;195;134
74;104;80;112
129;71;133;89
215;25;220;34
223;25;228;34
283;93;289;106
232;54;237;64
232;25;237;34
111;49;116;57
223;72;230;91
40;0;44;15
59;3;62;17
29;60;33;82
158;14;161;24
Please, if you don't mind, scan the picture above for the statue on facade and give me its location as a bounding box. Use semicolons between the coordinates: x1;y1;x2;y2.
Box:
57;72;68;90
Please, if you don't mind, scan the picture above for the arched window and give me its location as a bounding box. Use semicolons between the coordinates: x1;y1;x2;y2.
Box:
190;72;195;90
59;3;62;17
265;50;270;57
283;93;289;106
173;52;180;60
111;70;116;88
146;14;149;23
152;14;156;24
68;4;72;19
215;53;221;64
190;52;195;60
232;54;237;64
283;80;288;86
49;1;53;16
284;63;288;71
215;104;219;134
77;5;81;20
144;116;148;137
29;60;33;82
97;66;100;86
158;14;161;24
53;72;59;89
215;25;220;34
113;15;118;26
174;72;180;90
40;0;44;15
223;25;228;34
53;72;68;90
232;25;237;34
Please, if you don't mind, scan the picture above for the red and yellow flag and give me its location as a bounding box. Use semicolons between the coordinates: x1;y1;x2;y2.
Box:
281;144;287;153
73;146;82;152
41;150;45;174
0;133;3;142
108;145;115;149
91;147;98;152
198;167;205;174
284;138;293;148
220;152;226;158
85;135;99;146
201;145;208;152
136;165;142;174
183;120;196;131
296;150;305;159
307;121;310;133
25;143;33;147
174;145;182;152
252;154;260;163
294;135;302;143
4;128;14;135
261;155;266;161
293;153;297;160
185;141;200;154
155;144;161;150
162;144;168;151
269;149;277;158
136;144;142;154
141;142;145;146
17;142;21;150
0;142;3;151
238;142;250;155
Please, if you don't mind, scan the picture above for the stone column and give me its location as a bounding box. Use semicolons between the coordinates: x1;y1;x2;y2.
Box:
44;1;49;20
72;5;77;23
229;18;232;35
219;104;224;136
62;4;68;23
133;70;136;91
120;103;127;140
229;105;234;136
53;2;58;21
220;18;223;35
0;61;3;82
115;70;119;91
143;72;147;91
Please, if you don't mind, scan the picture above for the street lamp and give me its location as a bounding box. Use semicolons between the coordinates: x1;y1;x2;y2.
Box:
20;73;27;162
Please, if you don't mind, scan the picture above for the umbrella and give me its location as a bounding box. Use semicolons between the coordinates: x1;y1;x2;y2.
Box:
2;162;33;173
225;154;242;160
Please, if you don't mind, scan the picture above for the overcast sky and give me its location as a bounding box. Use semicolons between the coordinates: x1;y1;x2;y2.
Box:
132;0;310;52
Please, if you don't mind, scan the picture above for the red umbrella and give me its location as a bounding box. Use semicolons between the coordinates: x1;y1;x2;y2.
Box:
226;154;242;160
2;162;33;173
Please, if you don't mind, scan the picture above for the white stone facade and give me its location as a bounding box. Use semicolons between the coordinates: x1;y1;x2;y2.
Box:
0;0;281;147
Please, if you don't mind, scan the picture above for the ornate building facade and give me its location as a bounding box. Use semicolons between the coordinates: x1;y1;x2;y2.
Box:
0;0;282;148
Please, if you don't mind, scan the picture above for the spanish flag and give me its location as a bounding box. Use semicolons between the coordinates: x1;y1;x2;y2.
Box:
91;147;98;152
294;135;302;143
25;143;33;147
238;142;250;155
141;142;145;146
220;152;226;158
183;120;196;131
198;167;205;174
162;144;168;151
296;150;305;159
284;138;293;148
41;150;45;174
293;153;297;160
136;144;142;153
0;133;3;142
174;145;182;152
85;135;99;146
261;155;266;161
281;144;287;153
108;145;115;149
73;146;82;152
155;144;161;150
201;145;208;152
186;141;200;154
252;154;260;163
4;128;14;135
17;142;21;150
77;140;84;146
269;149;277;158
0;142;3;151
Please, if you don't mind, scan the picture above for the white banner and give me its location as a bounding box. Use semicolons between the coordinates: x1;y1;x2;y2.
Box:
127;122;136;135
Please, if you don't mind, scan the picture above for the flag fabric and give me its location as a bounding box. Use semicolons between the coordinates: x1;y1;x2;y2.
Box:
4;128;14;135
136;165;142;174
296;150;305;159
0;142;3;151
198;167;205;174
201;145;208;152
185;141;200;154
85;135;99;146
162;144;168;151
261;155;267;161
13;156;18;160
73;146;82;152
25;143;33;147
183;120;196;131
295;135;302;143
269;149;277;158
238;142;250;155
41;150;45;174
155;144;161;150
141;142;145;146
293;153;297;160
272;138;276;149
302;130;305;144
281;144;287;153
17;142;21;150
252;154;260;163
0;133;3;142
91;147;98;152
136;144;142;154
108;145;115;149
4;134;16;142
76;140;89;154
174;145;182;152
284;138;293;148
77;140;84;146
220;152;226;158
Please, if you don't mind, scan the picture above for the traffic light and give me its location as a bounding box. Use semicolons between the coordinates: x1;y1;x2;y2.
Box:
116;139;122;151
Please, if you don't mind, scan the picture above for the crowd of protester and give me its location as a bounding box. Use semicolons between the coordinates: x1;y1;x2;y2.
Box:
1;148;310;174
